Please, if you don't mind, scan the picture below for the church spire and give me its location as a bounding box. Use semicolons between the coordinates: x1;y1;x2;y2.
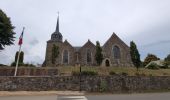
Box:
56;12;59;33
51;12;63;42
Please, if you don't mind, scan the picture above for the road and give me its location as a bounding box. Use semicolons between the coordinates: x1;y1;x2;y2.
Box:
0;92;170;100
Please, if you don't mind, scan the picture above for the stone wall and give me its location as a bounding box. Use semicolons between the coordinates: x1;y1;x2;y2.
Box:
0;76;170;93
0;67;58;76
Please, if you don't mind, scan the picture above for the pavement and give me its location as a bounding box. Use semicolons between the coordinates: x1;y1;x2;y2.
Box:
0;91;84;96
0;91;170;100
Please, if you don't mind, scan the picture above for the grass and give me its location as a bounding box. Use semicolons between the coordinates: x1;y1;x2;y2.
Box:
0;66;170;76
56;66;170;76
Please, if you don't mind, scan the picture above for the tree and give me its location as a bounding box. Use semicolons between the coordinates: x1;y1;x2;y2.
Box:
11;51;24;66
130;41;141;70
143;54;160;66
15;51;24;63
164;54;170;66
165;54;170;62
0;9;15;50
51;44;59;64
95;41;103;65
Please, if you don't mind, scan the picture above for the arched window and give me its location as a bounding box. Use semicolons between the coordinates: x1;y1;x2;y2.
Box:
87;49;92;63
63;50;69;64
113;45;121;59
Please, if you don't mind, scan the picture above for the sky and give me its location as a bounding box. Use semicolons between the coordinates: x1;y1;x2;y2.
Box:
0;0;170;65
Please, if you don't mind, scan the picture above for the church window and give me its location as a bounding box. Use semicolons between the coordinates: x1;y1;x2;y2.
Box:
113;45;121;59
63;50;69;64
87;49;92;63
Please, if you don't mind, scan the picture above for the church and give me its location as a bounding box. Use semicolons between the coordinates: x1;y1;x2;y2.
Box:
43;16;133;67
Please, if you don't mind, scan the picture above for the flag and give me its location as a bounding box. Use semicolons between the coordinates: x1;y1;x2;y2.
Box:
18;27;25;45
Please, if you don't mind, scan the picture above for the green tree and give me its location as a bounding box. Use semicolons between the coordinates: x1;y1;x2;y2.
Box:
130;41;141;70
15;51;24;63
165;54;170;62
95;41;103;65
164;54;170;66
11;51;24;66
0;9;15;50
143;54;160;66
51;44;59;64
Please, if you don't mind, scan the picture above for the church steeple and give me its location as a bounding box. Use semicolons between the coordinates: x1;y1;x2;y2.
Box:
51;13;63;42
56;13;59;33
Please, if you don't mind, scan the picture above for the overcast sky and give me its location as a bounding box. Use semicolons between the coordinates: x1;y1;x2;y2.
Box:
0;0;170;65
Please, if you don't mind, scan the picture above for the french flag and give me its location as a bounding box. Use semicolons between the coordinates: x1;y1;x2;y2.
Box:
18;27;25;45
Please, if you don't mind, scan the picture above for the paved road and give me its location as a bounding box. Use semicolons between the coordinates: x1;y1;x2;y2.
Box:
0;93;170;100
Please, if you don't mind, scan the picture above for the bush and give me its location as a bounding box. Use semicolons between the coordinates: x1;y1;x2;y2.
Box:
135;73;146;76
11;62;24;67
81;70;98;76
146;63;159;70
99;80;107;92
143;54;160;66
109;71;117;75
121;72;128;76
72;70;98;76
11;62;36;67
160;62;169;69
72;71;80;76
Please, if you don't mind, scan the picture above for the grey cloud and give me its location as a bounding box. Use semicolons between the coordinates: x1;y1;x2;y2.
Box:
29;38;39;46
143;40;170;48
0;0;170;64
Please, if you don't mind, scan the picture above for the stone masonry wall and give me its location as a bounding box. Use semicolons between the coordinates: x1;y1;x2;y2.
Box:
0;76;170;93
0;67;58;76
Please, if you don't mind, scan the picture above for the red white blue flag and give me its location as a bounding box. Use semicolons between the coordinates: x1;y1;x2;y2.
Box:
18;27;25;45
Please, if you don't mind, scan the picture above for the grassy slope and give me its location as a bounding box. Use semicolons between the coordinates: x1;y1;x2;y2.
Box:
57;66;170;76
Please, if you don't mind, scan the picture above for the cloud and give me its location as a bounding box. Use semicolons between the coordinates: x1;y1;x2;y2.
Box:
29;38;39;46
0;0;170;65
143;40;170;48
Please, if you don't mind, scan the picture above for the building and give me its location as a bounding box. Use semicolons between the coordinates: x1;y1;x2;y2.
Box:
43;16;133;67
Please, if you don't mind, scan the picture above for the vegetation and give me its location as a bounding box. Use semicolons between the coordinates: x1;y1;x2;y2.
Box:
15;51;24;63
95;41;103;65
57;66;170;76
99;80;107;92
143;54;160;66
164;54;170;66
146;63;160;70
72;70;98;76
11;51;24;66
130;41;141;70
11;62;36;67
109;71;117;75
0;9;15;50
51;44;59;64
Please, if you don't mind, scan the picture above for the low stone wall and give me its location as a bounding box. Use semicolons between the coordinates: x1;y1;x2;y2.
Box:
0;76;170;93
0;67;58;76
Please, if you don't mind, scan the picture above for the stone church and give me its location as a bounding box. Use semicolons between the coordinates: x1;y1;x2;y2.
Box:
43;17;133;67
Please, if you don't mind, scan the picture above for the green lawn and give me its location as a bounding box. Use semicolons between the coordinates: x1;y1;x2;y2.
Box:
57;66;170;76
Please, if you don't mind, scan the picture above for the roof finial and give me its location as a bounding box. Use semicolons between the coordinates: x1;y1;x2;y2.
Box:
56;12;59;32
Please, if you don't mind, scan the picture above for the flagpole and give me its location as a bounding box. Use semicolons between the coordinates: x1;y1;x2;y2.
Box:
14;27;25;76
14;45;21;76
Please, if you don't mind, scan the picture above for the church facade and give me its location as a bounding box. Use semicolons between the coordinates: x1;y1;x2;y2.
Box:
43;17;133;67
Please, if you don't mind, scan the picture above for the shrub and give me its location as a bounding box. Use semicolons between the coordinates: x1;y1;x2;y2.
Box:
11;62;24;67
99;80;107;92
121;72;128;76
143;54;160;66
109;71;117;75
81;70;98;76
72;71;80;76
146;63;159;70
11;62;36;67
72;70;98;76
160;62;169;69
135;72;146;76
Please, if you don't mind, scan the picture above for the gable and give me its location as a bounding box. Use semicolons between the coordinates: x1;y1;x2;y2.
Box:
103;32;129;50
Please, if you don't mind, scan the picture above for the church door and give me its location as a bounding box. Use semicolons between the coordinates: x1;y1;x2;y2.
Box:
105;59;110;67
